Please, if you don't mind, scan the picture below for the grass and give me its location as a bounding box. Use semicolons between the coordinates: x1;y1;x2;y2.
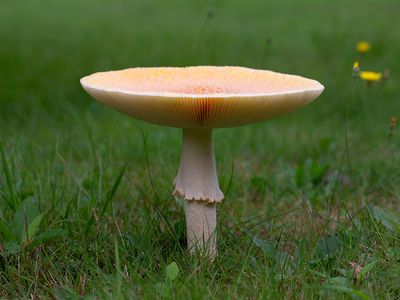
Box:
1;0;400;298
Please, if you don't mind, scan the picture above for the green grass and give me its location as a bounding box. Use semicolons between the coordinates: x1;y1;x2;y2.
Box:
1;0;400;298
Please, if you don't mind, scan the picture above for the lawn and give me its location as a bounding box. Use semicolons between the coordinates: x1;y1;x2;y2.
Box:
1;0;400;298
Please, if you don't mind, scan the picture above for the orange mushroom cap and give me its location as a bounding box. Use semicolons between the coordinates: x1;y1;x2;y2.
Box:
80;66;324;128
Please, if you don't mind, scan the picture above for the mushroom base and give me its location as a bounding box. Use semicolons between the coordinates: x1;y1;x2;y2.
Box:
173;128;224;203
184;200;217;258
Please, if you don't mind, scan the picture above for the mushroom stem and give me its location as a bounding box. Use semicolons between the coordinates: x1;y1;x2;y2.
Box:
184;200;217;257
173;128;223;256
173;128;224;202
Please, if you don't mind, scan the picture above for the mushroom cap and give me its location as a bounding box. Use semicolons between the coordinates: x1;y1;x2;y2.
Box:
80;66;324;128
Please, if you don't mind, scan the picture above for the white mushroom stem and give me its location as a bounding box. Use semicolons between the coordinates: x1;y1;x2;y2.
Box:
173;128;224;257
184;201;217;257
173;128;223;202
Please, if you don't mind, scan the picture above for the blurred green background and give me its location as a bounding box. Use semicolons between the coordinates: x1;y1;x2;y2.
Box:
1;0;400;298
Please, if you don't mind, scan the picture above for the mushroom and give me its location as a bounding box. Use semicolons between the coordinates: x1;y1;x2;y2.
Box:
80;66;324;258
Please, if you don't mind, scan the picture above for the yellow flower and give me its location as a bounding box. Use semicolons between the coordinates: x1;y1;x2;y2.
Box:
352;61;360;77
359;71;382;82
356;41;371;53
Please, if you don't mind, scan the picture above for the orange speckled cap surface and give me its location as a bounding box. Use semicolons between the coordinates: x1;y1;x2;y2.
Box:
80;66;324;128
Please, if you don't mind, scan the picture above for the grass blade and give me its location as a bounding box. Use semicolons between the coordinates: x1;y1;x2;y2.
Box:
100;162;127;218
114;237;122;299
85;162;127;234
0;144;18;210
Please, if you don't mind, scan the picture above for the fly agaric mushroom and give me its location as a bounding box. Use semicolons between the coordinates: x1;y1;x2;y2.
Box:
80;66;324;257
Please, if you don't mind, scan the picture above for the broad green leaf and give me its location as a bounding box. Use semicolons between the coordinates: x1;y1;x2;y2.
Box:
316;235;340;259
166;262;179;281
310;160;329;185
21;214;43;243
322;284;370;300
53;286;97;300
387;247;400;261
369;205;400;232
275;251;292;270
12;197;40;241
2;241;21;256
33;228;67;245
323;276;371;299
155;282;165;294
359;261;378;277
253;237;276;259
